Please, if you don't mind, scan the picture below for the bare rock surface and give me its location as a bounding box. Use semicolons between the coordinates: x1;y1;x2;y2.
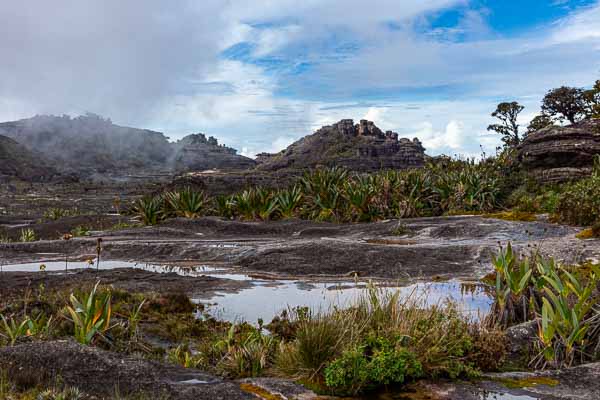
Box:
0;340;254;399
0;267;251;300
3;216;597;283
518;119;600;183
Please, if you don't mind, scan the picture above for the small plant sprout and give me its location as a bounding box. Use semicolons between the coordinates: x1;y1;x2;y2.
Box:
87;259;95;268
0;315;31;346
62;233;73;272
39;264;46;272
19;228;36;242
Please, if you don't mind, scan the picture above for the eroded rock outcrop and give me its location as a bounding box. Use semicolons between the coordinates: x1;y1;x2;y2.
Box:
172;133;256;171
518;119;600;183
256;119;426;172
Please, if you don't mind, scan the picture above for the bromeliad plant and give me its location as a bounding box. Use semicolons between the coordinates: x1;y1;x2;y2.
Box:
487;244;600;368
133;196;163;225
164;187;208;219
0;315;31;346
65;282;113;345
487;243;535;328
535;264;600;368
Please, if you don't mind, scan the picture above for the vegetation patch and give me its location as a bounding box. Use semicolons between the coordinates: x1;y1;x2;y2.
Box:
483;211;537;222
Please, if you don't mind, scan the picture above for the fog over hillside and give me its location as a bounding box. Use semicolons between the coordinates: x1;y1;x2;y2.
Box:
0;113;255;177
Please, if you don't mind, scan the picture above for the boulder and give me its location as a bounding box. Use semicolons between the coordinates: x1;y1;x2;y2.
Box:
518;119;600;183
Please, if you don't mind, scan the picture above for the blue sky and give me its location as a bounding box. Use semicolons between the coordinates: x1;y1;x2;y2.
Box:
1;0;599;157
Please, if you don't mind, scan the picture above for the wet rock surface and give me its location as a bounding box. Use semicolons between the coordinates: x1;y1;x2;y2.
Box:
2;216;597;283
0;267;251;300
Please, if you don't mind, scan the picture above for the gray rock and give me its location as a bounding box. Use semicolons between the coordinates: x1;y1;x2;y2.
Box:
0;340;253;400
518;118;600;183
505;320;539;365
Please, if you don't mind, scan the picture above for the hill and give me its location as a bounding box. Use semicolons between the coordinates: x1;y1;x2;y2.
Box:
0;114;255;178
255;119;425;172
0;135;58;182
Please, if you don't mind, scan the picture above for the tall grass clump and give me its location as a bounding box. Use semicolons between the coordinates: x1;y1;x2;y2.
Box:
274;286;504;396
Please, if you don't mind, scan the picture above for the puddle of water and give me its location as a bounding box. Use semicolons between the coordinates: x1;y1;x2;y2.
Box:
0;260;139;272
1;261;493;325
477;393;539;400
0;262;248;280
174;379;211;385
200;280;492;324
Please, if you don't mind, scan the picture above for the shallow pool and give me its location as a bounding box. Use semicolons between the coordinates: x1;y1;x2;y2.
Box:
1;260;493;325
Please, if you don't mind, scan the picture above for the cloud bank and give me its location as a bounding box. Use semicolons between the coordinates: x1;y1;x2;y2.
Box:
0;1;599;158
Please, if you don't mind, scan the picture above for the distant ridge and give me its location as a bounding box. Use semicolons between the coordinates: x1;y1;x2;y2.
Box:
0;114;255;178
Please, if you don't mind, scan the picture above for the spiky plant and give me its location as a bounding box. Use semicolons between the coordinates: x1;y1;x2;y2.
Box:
276;186;303;219
133;196;163;225
164;187;208;219
19;228;36;242
65;282;112;345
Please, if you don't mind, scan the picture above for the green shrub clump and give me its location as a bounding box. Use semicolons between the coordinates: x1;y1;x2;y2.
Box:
554;156;600;226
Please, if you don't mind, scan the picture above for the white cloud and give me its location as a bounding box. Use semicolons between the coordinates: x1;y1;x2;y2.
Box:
0;0;598;160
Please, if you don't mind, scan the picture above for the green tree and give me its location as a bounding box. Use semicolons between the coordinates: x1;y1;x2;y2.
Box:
487;101;524;148
583;80;600;119
541;86;586;124
526;114;553;135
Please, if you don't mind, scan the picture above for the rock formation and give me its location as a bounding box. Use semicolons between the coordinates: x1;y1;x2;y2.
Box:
518;119;600;183
256;119;425;172
0;135;58;182
172;133;256;171
0;114;255;179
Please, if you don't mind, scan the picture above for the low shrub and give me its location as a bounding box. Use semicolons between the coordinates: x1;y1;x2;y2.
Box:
554;156;600;226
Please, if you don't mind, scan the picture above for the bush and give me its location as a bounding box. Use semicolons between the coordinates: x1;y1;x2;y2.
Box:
555;156;600;226
324;337;422;396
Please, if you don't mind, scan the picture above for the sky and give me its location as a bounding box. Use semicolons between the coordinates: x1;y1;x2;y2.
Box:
0;1;599;158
